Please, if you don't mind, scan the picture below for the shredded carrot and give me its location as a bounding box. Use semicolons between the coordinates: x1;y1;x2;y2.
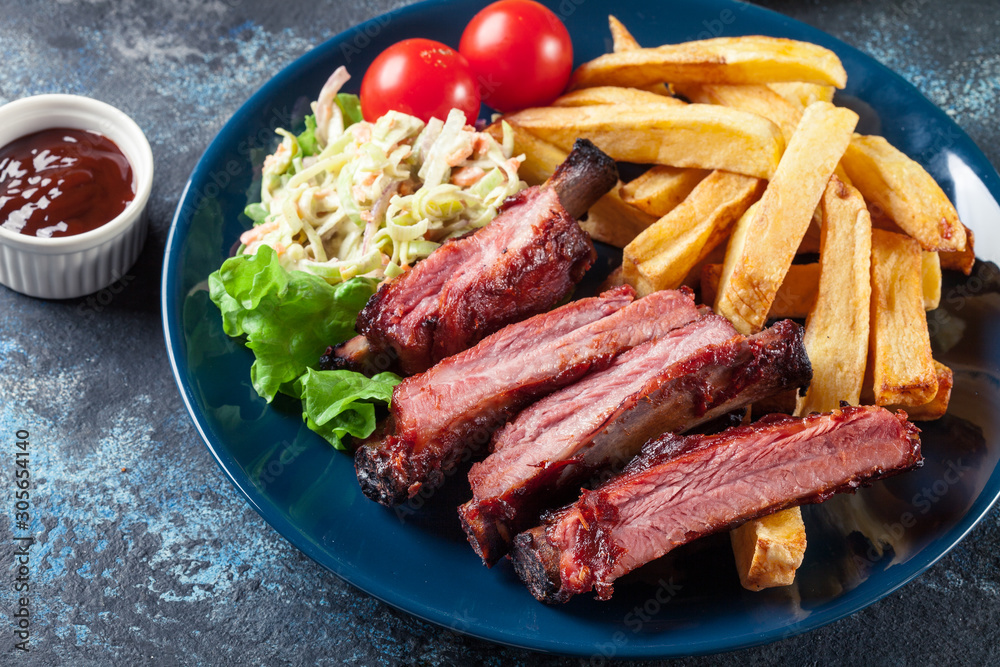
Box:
239;220;279;246
450;166;486;187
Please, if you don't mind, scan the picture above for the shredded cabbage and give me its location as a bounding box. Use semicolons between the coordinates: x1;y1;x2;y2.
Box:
240;66;526;284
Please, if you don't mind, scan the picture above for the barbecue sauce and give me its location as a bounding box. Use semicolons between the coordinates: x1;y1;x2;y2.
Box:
0;128;134;238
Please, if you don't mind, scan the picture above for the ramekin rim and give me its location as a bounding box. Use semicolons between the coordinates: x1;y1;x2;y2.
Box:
0;93;154;252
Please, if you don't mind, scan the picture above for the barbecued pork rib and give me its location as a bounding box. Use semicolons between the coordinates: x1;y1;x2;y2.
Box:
460;319;813;566
319;335;379;375
355;287;703;507
330;138;618;376
511;406;922;604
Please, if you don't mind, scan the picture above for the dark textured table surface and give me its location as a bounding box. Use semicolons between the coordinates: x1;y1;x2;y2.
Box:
1;0;998;664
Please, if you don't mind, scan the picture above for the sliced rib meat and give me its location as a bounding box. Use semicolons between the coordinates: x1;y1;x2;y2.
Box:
355;287;703;506
461;319;813;566
350;139;617;375
511;406;922;603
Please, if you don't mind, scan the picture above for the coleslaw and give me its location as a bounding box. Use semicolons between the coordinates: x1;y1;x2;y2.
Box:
239;66;526;284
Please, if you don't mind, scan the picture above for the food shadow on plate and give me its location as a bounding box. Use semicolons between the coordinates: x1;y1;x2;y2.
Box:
516;531;812;634
380;456;480;544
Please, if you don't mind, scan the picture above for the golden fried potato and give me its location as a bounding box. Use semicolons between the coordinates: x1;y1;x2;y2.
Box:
623;170;764;295
731;507;807;591
570;36;847;90
841;134;966;253
608;14;640;51
581;188;658;248
715;101;859;333
795;178;872;416
673;82;802;142
674;82;853;186
699;263;723;314
939;225;975;274
797;210;823;254
607;15;673;95
763;264;824;319
552;86;684;108
707;255;937;318
619;166;710;218
505;103;785;179
868;229;938;406
702;262;819;319
682;240;727;289
767;81;836;111
922;251;942;310
885;361;953;421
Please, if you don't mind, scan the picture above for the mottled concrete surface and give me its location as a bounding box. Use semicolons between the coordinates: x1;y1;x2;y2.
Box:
1;0;998;664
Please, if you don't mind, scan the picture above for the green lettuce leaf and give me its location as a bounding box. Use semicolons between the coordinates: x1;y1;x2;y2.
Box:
208;245;376;402
244;202;269;224
297;368;401;451
336;93;364;128
297;114;320;156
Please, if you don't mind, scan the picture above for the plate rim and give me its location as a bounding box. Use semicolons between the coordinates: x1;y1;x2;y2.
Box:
160;0;1000;657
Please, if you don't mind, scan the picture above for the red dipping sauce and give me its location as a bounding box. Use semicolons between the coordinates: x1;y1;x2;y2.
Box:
0;128;134;238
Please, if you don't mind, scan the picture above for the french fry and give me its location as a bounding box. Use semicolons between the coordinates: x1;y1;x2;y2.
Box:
701;262;819;319
868;229;938;405
797;211;823;254
608;15;673;95
767;81;836;110
795;178;872;416
608;14;638;51
870;207;953;291
699;263;723;314
581;188;658;248
705;255;940;317
675;82;854;186
505;103;785;179
715;101;859;334
885;361;953;421
552;86;685;108
486;121;656;246
730;507;807;591
623;171;764;295
922;250;942;310
673;82;802;142
868;200;905;233
841;134;966;252
620;166;710;217
940;225;975;274
682;240;727;289
569;36;847;90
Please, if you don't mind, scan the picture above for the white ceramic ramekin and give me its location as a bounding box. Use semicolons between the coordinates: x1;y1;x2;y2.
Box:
0;94;154;299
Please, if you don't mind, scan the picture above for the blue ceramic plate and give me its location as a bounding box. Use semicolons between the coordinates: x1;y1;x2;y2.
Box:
162;0;1000;657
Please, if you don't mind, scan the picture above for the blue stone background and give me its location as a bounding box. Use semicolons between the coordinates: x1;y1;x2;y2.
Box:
1;0;998;664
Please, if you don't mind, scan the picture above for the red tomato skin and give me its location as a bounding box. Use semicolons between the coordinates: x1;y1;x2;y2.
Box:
459;0;573;112
360;38;481;124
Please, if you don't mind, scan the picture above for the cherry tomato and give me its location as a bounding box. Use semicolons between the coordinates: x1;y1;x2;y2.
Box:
360;38;481;124
459;0;573;112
